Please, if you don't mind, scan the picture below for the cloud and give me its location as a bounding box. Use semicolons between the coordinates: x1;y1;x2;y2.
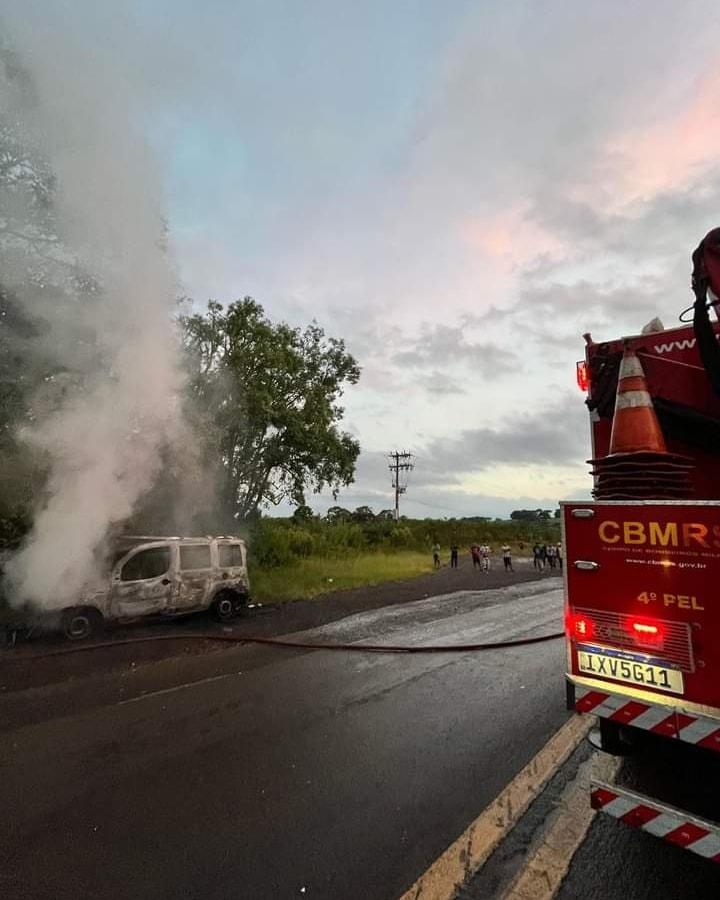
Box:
26;2;720;523
350;449;460;491
419;399;588;477
424;371;467;396
288;396;591;519
526;170;720;270
394;323;518;378
297;453;587;520
463;167;720;361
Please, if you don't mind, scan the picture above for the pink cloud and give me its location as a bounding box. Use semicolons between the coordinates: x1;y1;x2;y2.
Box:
459;206;566;266
605;68;720;202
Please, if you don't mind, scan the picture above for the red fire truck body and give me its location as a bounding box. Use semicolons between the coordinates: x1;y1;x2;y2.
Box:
565;500;720;716
564;272;720;860
581;321;720;500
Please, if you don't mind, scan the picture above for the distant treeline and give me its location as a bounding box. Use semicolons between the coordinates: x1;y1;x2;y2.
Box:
250;509;561;568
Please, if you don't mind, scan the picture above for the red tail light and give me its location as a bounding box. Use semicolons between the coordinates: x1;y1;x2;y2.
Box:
624;616;665;649
566;611;595;640
576;360;589;392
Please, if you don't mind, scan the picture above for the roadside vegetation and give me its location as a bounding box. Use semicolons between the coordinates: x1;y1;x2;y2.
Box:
251;550;431;602
0;507;561;614
248;509;561;603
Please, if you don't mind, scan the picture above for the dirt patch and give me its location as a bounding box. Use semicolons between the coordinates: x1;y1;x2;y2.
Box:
1;557;561;694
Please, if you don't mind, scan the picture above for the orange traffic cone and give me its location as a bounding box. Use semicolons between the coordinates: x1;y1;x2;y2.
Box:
588;346;694;500
608;350;666;455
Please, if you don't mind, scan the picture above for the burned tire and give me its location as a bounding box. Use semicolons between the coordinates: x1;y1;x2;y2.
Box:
61;607;103;641
211;591;238;622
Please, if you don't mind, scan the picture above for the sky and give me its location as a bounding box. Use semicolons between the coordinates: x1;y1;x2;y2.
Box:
18;0;720;518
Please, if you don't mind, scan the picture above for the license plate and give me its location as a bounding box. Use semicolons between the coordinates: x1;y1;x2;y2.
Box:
577;649;684;695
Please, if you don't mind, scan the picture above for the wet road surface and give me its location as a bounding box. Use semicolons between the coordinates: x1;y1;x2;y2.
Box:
3;578;720;899
3;580;565;900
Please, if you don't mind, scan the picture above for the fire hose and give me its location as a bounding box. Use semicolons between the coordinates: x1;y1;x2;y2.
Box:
2;628;564;660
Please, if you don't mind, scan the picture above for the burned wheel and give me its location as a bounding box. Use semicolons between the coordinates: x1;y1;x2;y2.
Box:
61;607;103;641
212;592;237;622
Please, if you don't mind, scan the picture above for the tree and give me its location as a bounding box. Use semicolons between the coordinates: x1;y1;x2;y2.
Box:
0;46;89;548
182;299;361;523
325;506;351;523
510;509;535;522
292;504;315;523
351;505;375;523
510;509;553;522
0;45;87;294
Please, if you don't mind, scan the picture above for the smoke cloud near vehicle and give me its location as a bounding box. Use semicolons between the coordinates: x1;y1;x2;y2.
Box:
1;7;186;608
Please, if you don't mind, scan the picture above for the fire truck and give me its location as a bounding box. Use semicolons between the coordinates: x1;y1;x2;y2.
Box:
564;229;720;862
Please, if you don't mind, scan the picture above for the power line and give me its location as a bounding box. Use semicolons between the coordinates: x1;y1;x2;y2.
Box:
388;451;415;521
404;496;471;515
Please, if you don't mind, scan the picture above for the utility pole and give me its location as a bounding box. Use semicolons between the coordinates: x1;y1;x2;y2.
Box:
388;451;415;521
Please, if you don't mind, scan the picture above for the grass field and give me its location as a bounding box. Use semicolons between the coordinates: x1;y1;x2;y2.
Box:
250;550;433;603
250;539;545;603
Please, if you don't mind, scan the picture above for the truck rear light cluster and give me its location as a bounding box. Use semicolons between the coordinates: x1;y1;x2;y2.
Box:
626;618;664;648
566;607;694;671
576;360;590;392
566;611;595;640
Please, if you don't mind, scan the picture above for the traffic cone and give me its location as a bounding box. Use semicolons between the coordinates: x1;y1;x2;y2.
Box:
588;347;694;500
608;349;665;454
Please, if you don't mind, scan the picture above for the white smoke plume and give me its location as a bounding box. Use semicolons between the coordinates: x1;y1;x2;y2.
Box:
1;7;186;608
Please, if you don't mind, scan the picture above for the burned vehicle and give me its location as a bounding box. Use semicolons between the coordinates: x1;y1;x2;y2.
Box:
60;535;250;640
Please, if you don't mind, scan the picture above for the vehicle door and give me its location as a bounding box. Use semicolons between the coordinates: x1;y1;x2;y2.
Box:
176;543;214;609
111;544;175;618
217;541;248;592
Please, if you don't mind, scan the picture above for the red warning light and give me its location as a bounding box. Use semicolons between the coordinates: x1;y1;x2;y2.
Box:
576;360;590;392
625;617;664;648
566;612;595;640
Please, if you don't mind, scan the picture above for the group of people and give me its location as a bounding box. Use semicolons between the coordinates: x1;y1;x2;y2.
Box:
470;543;491;571
432;543;514;572
532;542;562;570
431;542;561;572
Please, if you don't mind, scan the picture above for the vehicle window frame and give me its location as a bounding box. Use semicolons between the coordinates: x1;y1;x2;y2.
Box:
179;543;212;572
218;543;244;569
119;545;171;582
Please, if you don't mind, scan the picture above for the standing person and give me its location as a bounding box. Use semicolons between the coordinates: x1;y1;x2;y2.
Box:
556;542;563;571
481;544;490;573
471;543;481;570
539;544;547;571
502;544;513;572
547;544;556;569
432;541;441;569
532;543;542;570
450;542;459;569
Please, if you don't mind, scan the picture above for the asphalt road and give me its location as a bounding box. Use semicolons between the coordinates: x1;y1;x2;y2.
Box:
4;578;720;899
2;580;567;900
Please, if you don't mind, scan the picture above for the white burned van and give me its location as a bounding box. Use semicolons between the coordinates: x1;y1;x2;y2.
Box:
60;535;250;640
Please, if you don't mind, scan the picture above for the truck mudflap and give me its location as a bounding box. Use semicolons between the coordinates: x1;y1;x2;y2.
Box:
591;781;720;862
572;683;720;753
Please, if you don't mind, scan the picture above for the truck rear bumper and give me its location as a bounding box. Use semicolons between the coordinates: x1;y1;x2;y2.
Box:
591;781;720;862
567;677;720;753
